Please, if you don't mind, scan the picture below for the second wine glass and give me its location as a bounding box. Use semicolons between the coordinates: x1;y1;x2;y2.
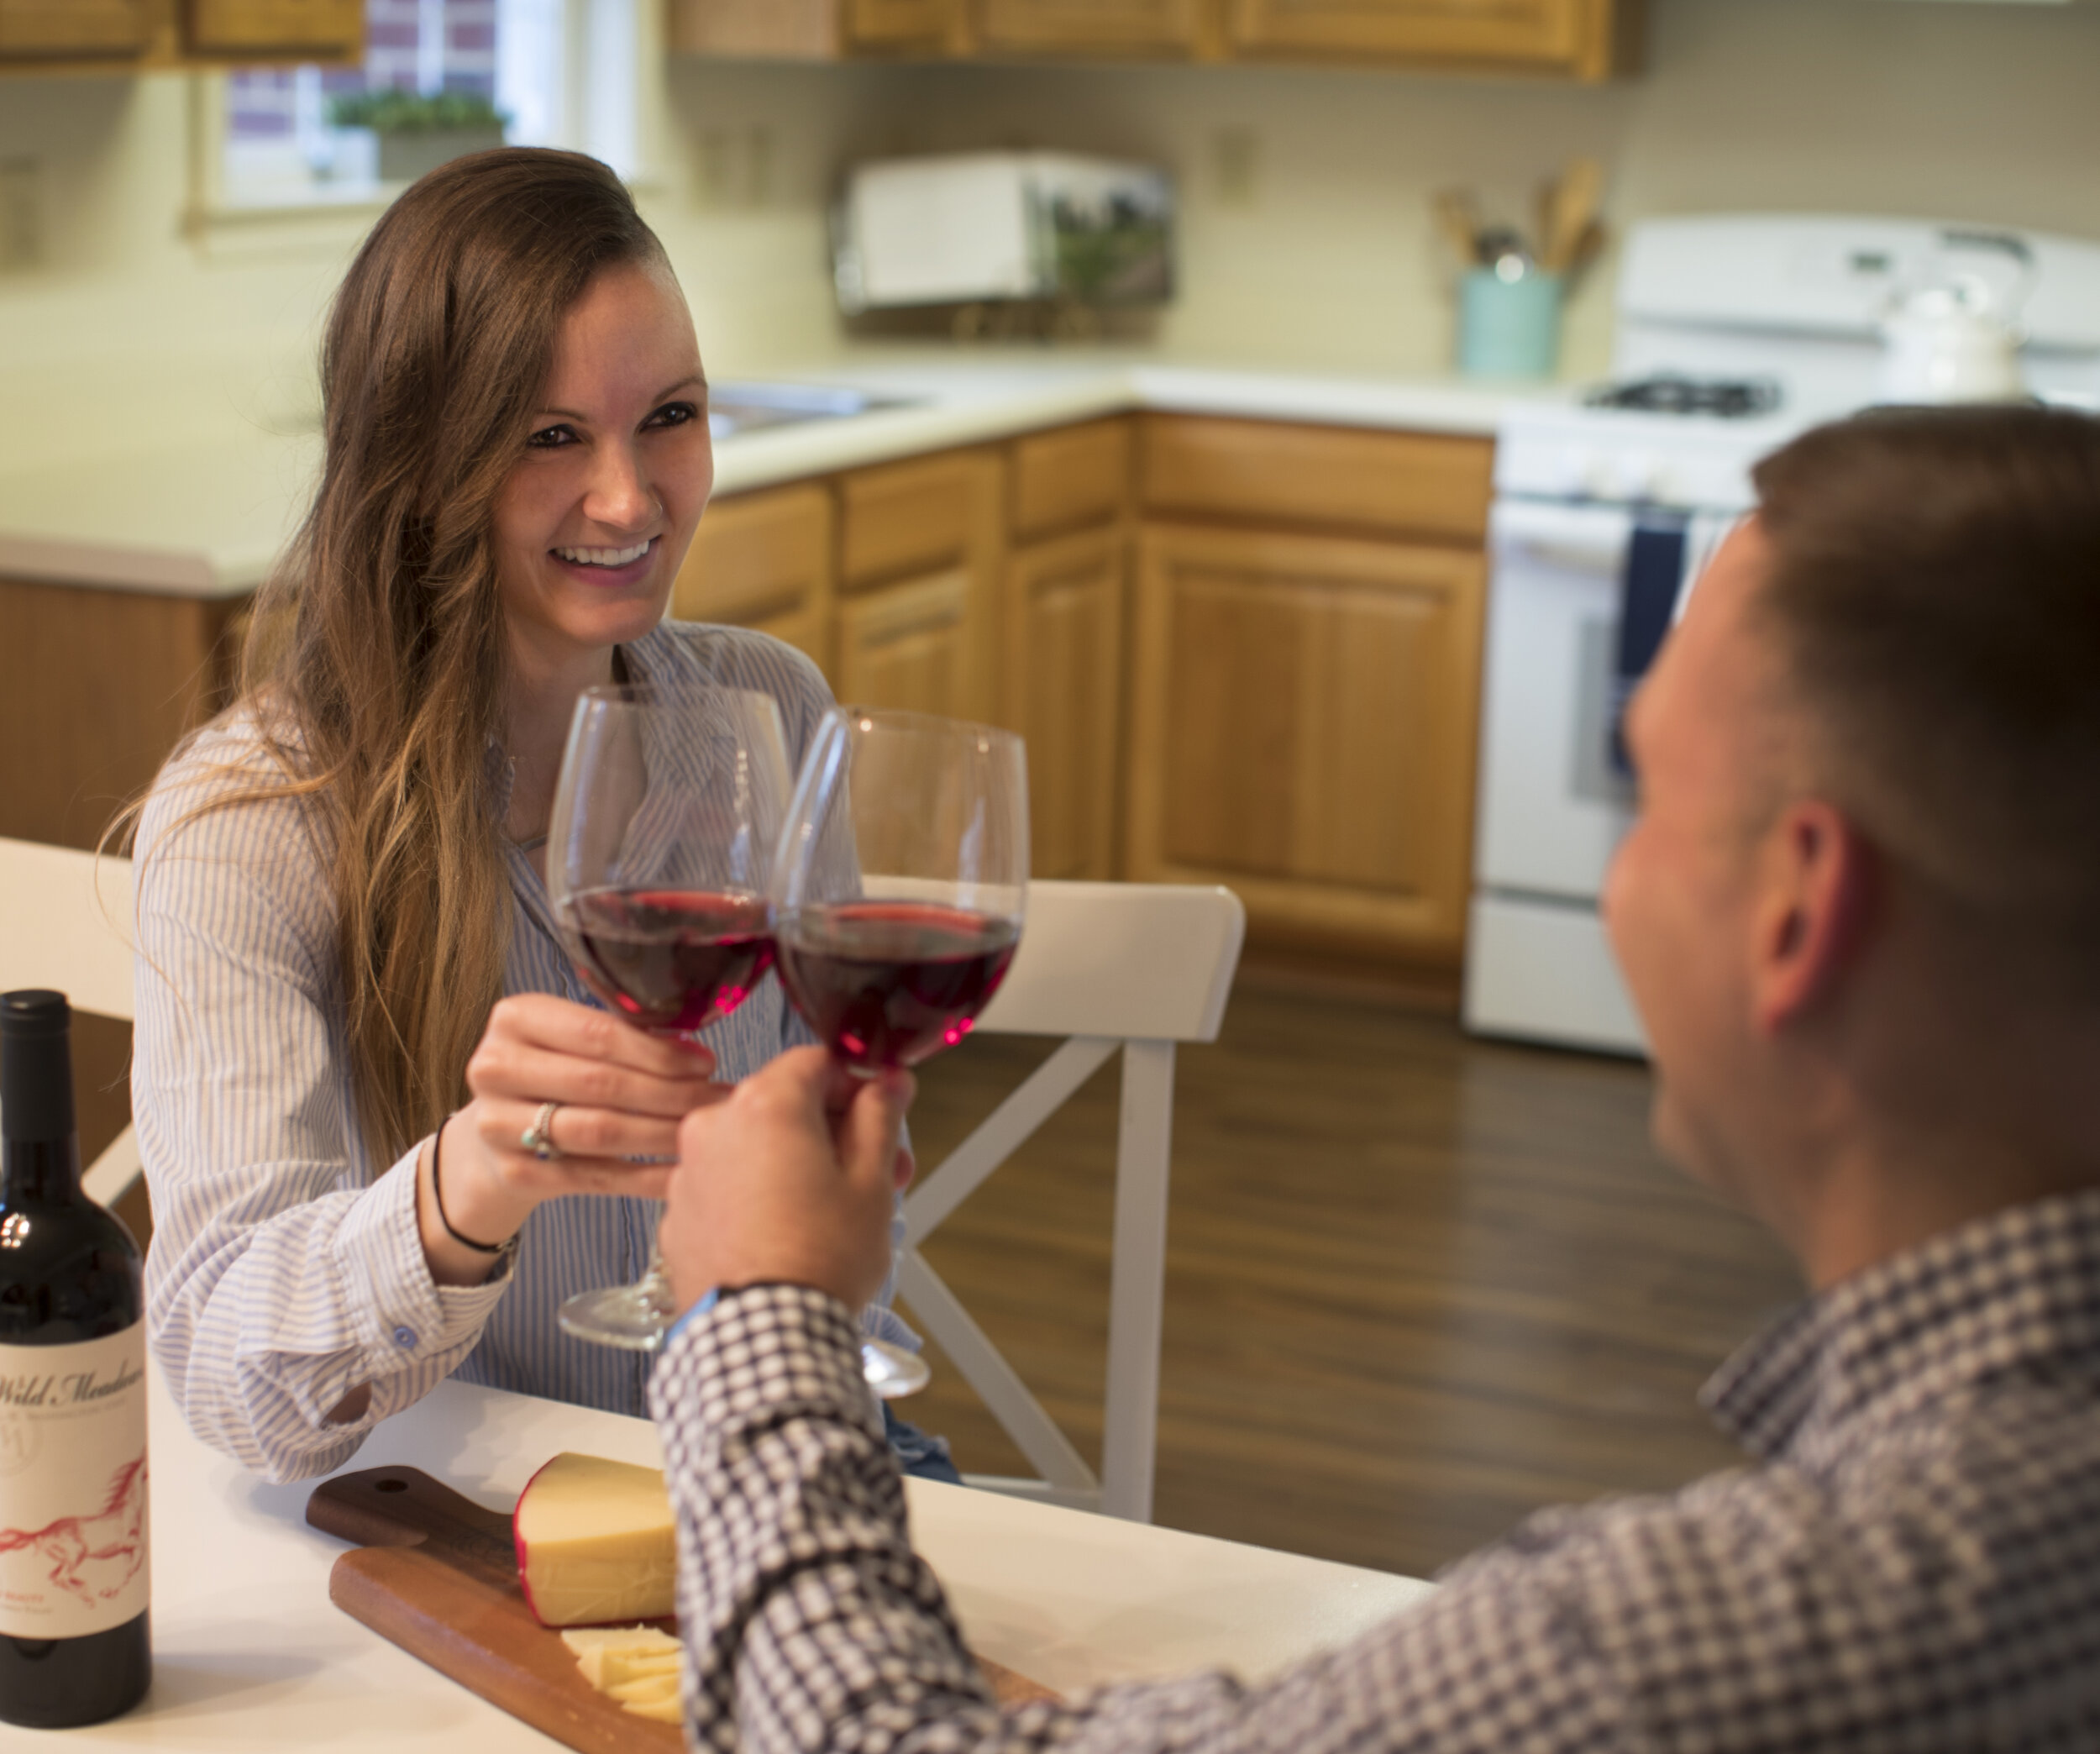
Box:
770;706;1030;1397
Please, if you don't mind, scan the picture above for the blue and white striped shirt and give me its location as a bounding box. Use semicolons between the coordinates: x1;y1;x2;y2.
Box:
133;622;913;1484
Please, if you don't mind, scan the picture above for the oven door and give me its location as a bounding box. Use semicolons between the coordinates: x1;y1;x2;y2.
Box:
1465;497;1728;1054
1475;499;1641;900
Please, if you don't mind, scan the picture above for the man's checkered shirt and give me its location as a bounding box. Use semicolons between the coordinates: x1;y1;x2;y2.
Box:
648;1188;2100;1751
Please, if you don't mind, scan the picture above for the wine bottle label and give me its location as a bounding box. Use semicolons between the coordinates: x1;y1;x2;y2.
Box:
0;1327;150;1639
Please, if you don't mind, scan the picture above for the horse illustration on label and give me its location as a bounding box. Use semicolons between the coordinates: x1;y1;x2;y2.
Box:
0;1454;148;1607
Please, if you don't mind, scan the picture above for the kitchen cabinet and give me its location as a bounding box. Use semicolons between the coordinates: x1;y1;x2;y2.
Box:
847;0;969;53
837;448;1005;724
1226;0;1634;76
187;0;364;55
672;481;834;673
1129;415;1494;966
1005;418;1132;880
1126;523;1484;962
0;0;360;69
1006;526;1125;880
0;577;241;851
0;0;152;58
978;0;1208;57
671;0;1631;72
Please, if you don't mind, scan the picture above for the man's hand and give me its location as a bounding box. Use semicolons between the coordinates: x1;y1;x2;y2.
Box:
661;1048;915;1316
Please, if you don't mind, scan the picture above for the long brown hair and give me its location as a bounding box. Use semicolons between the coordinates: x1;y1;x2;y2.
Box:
192;150;668;1163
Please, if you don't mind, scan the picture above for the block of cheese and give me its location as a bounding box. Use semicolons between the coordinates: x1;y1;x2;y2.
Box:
514;1452;678;1627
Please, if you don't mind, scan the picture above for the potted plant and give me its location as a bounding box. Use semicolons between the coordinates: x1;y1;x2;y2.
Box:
327;90;510;186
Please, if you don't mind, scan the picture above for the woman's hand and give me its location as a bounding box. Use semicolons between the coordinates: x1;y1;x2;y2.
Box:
417;994;727;1284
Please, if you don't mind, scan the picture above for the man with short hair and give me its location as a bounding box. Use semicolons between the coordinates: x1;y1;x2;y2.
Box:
649;406;2100;1751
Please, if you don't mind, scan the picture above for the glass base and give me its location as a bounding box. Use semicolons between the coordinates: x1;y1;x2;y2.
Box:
861;1337;932;1400
559;1279;676;1352
559;1272;934;1400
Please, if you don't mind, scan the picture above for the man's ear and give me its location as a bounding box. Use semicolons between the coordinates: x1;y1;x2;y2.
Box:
1751;800;1878;1035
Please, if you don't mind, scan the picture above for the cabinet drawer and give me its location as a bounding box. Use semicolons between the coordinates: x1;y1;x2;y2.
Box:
1142;414;1493;545
674;483;833;670
1012;419;1132;540
840;449;1000;588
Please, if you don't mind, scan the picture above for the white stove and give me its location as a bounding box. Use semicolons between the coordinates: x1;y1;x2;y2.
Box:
1462;213;2100;1057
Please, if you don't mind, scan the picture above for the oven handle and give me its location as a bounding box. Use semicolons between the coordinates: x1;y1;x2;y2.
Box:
1489;499;1634;575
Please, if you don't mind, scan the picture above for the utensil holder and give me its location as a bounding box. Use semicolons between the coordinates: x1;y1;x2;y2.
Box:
1457;268;1563;381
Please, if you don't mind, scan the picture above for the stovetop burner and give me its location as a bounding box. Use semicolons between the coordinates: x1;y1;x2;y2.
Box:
1583;375;1784;418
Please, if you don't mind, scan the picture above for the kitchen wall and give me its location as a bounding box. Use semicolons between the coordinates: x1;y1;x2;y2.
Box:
3;0;2099;473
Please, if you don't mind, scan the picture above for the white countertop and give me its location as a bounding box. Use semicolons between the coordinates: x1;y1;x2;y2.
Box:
26;1361;1431;1748
0;356;1546;601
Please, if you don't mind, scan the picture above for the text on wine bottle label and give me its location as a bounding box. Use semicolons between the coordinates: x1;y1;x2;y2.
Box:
0;1326;150;1639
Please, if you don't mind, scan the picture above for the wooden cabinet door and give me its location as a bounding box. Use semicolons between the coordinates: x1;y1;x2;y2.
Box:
839;447;1005;722
187;0;363;54
835;570;974;718
674;483;835;675
0;0;152;56
1126;523;1485;959
846;0;969;53
1006;527;1124;881
979;0;1205;55
0;578;243;850
1226;0;1621;76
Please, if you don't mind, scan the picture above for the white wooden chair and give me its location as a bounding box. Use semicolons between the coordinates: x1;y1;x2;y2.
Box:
898;880;1246;1523
0;837;141;1210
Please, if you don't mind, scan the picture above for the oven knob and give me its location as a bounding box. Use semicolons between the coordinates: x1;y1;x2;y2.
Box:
1622;453;1661;501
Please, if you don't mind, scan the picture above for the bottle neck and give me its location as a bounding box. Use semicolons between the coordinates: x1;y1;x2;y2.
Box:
2;1135;80;1205
1;1017;78;1205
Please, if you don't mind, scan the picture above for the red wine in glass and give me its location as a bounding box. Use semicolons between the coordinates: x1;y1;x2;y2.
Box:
775;901;1021;1071
562;886;774;1035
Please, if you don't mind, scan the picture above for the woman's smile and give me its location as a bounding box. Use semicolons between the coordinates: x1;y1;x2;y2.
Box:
493;260;713;665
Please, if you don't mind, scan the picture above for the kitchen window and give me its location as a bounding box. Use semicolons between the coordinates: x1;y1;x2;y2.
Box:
201;0;641;223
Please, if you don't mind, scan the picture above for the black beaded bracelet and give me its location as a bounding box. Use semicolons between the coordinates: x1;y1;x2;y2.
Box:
430;1121;517;1258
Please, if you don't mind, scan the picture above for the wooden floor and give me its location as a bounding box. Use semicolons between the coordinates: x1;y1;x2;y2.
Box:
899;971;1803;1580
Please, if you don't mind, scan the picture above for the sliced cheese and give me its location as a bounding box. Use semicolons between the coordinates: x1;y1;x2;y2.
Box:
561;1621;689;1724
515;1453;678;1627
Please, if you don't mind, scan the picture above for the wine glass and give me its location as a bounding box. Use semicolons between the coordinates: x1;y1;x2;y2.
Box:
770;706;1030;1396
546;684;790;1351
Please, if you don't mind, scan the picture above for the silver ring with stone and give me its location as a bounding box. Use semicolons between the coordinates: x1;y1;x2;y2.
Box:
521;1100;563;1162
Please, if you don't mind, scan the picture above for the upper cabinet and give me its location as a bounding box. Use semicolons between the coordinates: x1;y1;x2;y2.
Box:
187;0;365;56
670;0;1639;76
0;0;360;70
978;0;1208;57
0;0;153;58
1226;0;1632;79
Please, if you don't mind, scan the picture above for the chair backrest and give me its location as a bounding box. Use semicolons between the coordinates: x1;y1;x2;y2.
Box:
898;879;1246;1523
974;880;1242;1043
0;838;134;1021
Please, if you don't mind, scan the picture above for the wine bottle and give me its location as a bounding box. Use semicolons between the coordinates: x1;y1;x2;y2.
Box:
0;990;150;1728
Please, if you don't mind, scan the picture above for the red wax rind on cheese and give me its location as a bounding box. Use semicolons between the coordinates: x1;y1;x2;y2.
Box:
512;1452;679;1629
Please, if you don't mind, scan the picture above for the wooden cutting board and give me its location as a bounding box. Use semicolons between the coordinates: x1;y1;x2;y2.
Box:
307;1465;1057;1754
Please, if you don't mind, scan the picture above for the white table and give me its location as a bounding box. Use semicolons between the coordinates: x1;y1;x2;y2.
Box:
22;1365;1432;1747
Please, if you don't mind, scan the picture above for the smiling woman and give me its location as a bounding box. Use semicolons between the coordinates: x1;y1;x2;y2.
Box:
116;149;940;1486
